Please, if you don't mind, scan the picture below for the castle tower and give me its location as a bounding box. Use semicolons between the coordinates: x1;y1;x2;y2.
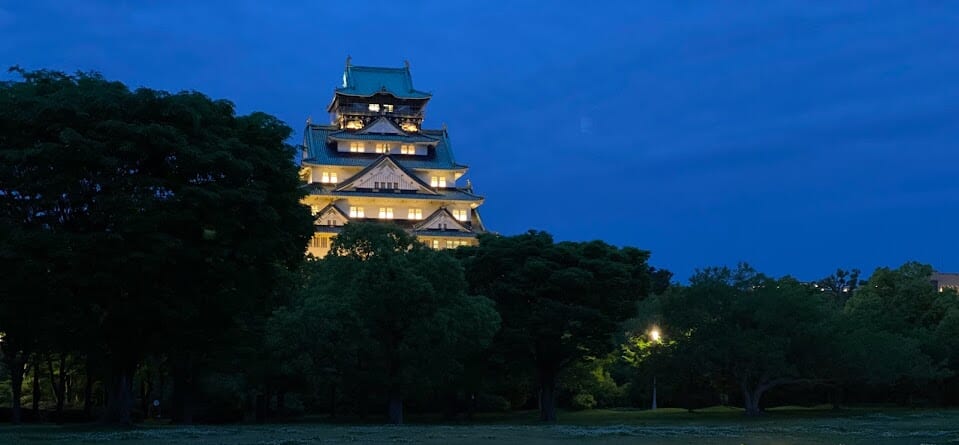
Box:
300;59;486;256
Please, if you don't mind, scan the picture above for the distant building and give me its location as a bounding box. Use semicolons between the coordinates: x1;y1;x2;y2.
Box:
299;59;486;257
931;272;959;292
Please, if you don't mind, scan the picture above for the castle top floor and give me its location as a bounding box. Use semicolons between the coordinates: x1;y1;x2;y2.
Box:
327;58;432;129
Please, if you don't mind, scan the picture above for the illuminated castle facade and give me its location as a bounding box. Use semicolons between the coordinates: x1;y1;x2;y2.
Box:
300;59;486;257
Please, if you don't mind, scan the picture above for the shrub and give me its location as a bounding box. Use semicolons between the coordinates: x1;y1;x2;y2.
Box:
569;393;596;411
475;393;511;412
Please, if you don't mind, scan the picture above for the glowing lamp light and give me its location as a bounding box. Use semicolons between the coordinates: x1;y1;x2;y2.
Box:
649;327;662;343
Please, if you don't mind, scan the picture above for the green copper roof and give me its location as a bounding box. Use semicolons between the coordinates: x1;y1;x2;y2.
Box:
327;131;439;143
336;64;431;99
303;183;484;203
303;125;467;170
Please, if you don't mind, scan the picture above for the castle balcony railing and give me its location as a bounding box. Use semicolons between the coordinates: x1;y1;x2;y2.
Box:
336;104;423;118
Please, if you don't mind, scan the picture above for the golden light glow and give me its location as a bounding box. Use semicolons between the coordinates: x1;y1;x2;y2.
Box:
345;120;363;129
649;327;662;342
320;171;338;183
401;122;418;132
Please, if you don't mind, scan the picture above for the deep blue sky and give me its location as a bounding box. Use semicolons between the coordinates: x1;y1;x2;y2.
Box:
2;1;957;280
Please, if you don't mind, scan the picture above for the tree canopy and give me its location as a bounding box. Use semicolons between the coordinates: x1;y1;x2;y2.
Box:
0;68;314;424
457;231;651;421
267;223;500;424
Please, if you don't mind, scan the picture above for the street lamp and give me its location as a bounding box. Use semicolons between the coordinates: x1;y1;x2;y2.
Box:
649;326;662;410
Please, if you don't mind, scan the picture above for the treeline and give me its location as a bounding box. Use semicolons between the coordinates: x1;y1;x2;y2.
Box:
2;70;958;426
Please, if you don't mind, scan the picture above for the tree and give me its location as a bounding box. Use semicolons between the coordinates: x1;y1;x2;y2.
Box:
0;69;314;424
839;262;957;403
457;231;651;421
658;264;833;416
816;268;861;305
268;223;500;424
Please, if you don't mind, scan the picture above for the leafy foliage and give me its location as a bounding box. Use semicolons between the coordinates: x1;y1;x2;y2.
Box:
0;68;313;423
458;231;651;421
267;223;500;424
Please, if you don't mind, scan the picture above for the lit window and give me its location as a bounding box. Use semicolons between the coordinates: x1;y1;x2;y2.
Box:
311;236;329;249
330;172;338;183
452;209;468;221
349;206;364;218
321;172;329;183
383;104;394;112
400;144;415;155
350;142;364;152
378;207;394;219
345;120;363;129
431;240;440;249
368;103;380;112
431;176;447;188
408;208;422;220
446;240;453;249
401;122;418;132
375;143;389;153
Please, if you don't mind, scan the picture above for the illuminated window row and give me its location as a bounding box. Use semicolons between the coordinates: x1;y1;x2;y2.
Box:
310;236;330;249
429;239;470;249
320;171;338;183
349;142;417;155
367;103;394;112
348;206;426;220
452;209;468;221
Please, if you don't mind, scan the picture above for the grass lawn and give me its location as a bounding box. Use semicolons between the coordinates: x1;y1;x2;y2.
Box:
2;407;958;444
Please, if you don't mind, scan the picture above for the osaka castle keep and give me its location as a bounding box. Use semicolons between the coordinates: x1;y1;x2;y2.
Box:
300;59;487;257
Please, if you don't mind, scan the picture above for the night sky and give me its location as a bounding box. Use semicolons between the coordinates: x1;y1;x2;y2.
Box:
2;1;957;281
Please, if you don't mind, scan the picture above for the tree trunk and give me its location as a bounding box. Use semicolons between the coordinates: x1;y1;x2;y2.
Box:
46;354;67;423
255;393;267;423
104;360;136;425
443;391;458;420
741;379;782;417
83;357;94;419
172;356;194;424
742;384;757;416
7;352;27;424
651;375;658;410
277;390;286;417
329;384;336;418
538;370;557;422
830;384;843;410
466;392;476;421
32;356;41;418
387;392;403;425
139;376;152;420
